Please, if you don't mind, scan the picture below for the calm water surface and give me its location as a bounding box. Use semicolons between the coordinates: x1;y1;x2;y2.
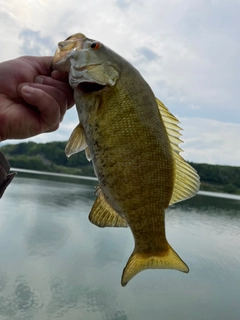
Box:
0;177;240;320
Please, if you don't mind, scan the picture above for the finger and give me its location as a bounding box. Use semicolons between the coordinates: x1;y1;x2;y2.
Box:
20;85;63;133
34;75;74;109
51;70;69;82
19;56;53;76
19;83;68;121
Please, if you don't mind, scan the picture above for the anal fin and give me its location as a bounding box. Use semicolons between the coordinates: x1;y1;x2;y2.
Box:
89;190;128;228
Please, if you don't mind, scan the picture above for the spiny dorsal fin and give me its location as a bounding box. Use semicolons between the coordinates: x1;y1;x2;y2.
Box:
65;123;87;158
89;189;128;228
156;98;200;204
156;98;183;153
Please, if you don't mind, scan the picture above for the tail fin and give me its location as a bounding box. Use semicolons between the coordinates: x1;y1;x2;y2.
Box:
121;244;189;286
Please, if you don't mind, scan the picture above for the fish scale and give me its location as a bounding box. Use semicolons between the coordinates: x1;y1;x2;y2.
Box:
53;33;200;286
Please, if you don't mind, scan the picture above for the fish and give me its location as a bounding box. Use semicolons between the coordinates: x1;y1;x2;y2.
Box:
0;152;16;198
52;33;200;286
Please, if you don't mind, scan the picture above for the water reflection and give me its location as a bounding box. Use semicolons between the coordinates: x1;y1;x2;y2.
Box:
176;193;240;214
47;276;129;320
0;274;42;319
14;275;43;313
0;177;240;320
26;218;70;256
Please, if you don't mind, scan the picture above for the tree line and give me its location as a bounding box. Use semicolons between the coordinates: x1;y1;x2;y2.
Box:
0;141;239;194
0;141;94;176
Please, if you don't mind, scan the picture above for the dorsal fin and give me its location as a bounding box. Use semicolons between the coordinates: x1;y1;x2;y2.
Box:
169;153;200;205
156;98;200;204
89;189;128;228
156;98;183;153
65;123;87;158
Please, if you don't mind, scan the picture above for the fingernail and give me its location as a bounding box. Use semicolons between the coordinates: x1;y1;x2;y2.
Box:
34;76;44;84
21;85;34;94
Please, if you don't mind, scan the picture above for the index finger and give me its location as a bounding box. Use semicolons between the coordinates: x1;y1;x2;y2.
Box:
34;75;75;109
51;70;69;82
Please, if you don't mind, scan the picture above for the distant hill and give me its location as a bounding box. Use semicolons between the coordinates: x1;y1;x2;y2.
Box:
1;141;240;195
0;141;94;177
189;162;240;195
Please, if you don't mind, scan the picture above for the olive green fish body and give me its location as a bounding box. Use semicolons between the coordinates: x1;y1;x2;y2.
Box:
53;34;200;286
76;66;174;214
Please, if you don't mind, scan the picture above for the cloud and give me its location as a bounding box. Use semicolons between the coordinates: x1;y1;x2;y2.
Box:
137;48;160;62
19;29;55;56
1;0;239;119
116;0;131;10
180;117;240;166
0;0;239;165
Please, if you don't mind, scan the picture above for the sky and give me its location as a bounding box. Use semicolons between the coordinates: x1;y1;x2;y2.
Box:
0;0;239;166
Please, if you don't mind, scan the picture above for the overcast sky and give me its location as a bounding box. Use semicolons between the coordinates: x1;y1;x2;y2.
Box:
0;0;239;165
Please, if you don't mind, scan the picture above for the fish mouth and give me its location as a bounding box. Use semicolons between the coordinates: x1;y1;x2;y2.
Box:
77;81;106;94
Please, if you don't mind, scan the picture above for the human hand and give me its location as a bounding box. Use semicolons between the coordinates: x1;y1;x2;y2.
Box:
0;151;16;198
0;56;74;141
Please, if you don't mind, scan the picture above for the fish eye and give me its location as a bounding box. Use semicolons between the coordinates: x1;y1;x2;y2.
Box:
90;42;101;50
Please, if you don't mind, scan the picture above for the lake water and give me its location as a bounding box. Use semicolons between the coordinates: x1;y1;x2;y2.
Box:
0;176;240;320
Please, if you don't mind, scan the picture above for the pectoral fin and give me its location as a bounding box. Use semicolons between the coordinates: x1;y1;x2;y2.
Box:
89;190;128;228
156;98;200;204
85;146;92;161
65;123;87;158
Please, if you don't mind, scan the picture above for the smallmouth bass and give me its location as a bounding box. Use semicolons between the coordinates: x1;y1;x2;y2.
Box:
53;33;200;286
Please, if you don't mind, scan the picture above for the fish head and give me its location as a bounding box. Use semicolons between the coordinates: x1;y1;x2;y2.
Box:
52;33;120;94
52;33;86;72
